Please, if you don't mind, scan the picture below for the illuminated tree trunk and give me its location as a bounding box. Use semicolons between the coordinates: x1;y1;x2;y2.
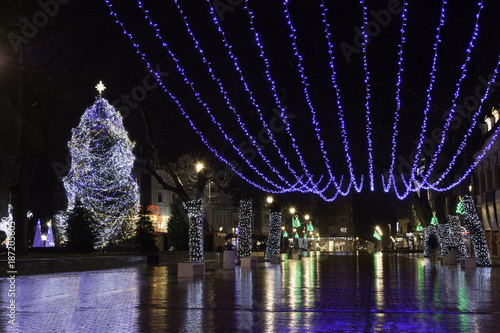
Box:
183;199;204;261
237;199;253;261
462;195;492;266
265;212;282;261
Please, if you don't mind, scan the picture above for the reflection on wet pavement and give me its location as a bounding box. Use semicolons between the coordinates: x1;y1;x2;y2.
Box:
1;253;500;332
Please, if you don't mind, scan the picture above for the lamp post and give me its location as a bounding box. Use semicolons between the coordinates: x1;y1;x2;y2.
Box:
281;226;285;253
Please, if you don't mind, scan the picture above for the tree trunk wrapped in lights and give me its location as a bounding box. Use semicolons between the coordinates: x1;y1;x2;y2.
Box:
237;199;253;262
183;198;204;262
461;195;492;266
437;224;449;257
63;91;139;247
264;212;282;261
448;215;467;260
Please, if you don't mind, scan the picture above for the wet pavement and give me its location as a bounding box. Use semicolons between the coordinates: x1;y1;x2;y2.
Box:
2;252;500;332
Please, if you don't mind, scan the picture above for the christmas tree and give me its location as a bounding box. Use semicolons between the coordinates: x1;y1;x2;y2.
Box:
430;212;438;226
292;215;301;228
135;206;159;253
456;196;465;215
66;198;98;253
46;221;55;247
33;219;43;247
63;82;139;247
307;221;314;232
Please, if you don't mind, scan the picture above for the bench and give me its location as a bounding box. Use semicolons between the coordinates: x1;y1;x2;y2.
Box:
178;261;205;277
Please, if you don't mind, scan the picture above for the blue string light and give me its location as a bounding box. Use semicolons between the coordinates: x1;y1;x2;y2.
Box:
166;0;307;191
382;0;408;193
102;0;500;200
359;0;374;191
103;0;298;194
320;0;363;194
282;0;343;194
243;0;321;192
425;55;500;191
422;1;484;184
409;0;448;190
134;0;292;192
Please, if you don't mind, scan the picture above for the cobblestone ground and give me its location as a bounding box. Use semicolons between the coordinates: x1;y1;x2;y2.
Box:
1;253;500;332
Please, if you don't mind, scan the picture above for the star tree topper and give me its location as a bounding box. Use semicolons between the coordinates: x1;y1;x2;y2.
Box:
95;81;106;95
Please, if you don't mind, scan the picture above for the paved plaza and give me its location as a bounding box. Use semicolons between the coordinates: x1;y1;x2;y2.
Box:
1;253;500;332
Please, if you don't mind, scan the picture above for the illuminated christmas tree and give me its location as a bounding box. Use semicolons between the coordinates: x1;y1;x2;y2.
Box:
292;215;300;228
430;212;439;226
461;195;491;266
33;219;43;247
307;221;314;232
264;212;282;261
63;82;139;247
456;196;465;215
46;221;55;247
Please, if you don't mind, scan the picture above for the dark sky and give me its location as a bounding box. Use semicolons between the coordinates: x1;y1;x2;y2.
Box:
2;0;500;229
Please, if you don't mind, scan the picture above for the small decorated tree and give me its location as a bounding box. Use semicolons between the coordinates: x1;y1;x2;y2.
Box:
33;220;43;247
66;198;98;253
135;206;159;253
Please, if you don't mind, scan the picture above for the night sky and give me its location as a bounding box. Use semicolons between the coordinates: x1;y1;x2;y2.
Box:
1;0;500;238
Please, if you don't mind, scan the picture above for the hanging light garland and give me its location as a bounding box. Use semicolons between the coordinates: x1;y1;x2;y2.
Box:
103;0;500;201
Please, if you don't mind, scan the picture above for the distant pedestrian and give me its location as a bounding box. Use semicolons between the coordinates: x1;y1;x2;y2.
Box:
427;233;439;263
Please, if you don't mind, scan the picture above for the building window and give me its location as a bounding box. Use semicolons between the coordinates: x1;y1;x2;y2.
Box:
158;191;163;203
340;227;347;233
340;217;347;223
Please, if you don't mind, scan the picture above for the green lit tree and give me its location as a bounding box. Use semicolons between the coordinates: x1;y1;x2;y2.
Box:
135;206;159;253
167;196;189;251
66;198;98;253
